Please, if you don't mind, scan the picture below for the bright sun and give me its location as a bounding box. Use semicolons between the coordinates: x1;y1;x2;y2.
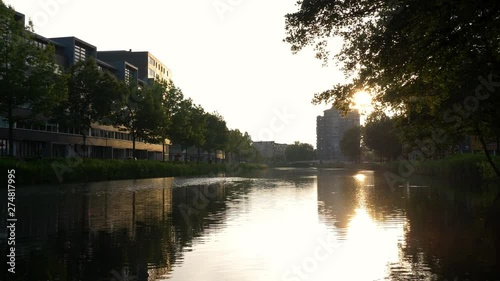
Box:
352;91;373;109
351;91;374;124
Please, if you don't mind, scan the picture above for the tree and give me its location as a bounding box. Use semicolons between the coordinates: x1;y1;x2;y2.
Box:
340;127;361;163
0;2;65;156
189;104;207;163
134;81;169;157
54;58;124;156
165;86;207;162
112;80;169;159
285;0;500;176
225;129;253;163
202;112;228;163
363;113;402;161
285;141;315;162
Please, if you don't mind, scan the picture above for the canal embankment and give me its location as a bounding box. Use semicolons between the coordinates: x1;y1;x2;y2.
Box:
0;158;267;185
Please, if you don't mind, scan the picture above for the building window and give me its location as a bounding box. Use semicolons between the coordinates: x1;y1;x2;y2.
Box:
125;67;131;84
74;45;87;63
149;56;155;66
46;123;58;132
32;40;47;50
148;68;155;78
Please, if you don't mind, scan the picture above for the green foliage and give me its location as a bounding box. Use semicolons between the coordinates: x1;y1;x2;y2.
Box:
339;126;361;162
476;160;498;181
0;1;246;163
363;112;402;161
135;81;169;143
285;0;500;175
412;154;496;182
0;158;267;185
285;141;315;162
0;2;65;155
203;112;229;153
165;86;204;152
225;129;255;163
53;58;125;151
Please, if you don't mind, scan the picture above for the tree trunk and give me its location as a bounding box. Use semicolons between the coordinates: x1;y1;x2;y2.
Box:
132;133;136;159
496;135;499;156
475;124;500;177
7;106;14;157
162;143;165;161
82;133;87;158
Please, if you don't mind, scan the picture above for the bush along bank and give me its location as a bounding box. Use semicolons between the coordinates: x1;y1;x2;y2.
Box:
382;154;500;184
0;158;267;185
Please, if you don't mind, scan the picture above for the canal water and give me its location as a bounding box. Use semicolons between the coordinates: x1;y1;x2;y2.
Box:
2;168;499;281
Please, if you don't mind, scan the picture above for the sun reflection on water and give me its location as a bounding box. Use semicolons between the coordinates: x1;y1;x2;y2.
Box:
353;173;366;182
316;171;413;280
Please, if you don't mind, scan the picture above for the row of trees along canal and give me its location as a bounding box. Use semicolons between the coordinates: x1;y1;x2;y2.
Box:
285;0;500;178
0;2;255;162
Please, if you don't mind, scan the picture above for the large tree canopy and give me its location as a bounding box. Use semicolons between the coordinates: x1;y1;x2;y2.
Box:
285;0;500;174
286;0;500;110
340;126;361;162
363;112;402;161
286;141;316;162
0;2;65;156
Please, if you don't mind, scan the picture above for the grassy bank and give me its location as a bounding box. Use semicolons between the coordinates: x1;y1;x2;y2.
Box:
0;158;267;185
382;154;500;182
416;154;499;181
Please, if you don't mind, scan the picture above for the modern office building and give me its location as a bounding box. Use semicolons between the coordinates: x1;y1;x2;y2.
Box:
97;51;172;83
0;11;170;160
316;108;360;162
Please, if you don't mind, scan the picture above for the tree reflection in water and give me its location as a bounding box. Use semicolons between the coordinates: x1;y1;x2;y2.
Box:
3;171;499;280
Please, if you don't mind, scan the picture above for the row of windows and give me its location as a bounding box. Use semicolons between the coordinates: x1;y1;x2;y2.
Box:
74;44;87;63
149;56;168;76
32;40;47;50
125;67;137;84
14;122;143;142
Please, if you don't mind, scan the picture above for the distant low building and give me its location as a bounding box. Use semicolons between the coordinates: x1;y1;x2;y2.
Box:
252;141;288;162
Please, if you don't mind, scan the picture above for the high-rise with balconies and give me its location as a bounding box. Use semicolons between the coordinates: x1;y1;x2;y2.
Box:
316;108;360;163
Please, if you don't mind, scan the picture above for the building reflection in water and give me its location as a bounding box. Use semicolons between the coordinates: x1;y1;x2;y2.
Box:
7;171;499;280
9;177;229;281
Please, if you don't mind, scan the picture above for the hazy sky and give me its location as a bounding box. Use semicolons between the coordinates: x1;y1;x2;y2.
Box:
6;0;347;147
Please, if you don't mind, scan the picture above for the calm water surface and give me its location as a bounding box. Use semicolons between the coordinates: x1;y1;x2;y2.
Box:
2;168;499;281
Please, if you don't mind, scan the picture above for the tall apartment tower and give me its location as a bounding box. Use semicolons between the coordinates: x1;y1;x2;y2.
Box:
316;108;360;162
